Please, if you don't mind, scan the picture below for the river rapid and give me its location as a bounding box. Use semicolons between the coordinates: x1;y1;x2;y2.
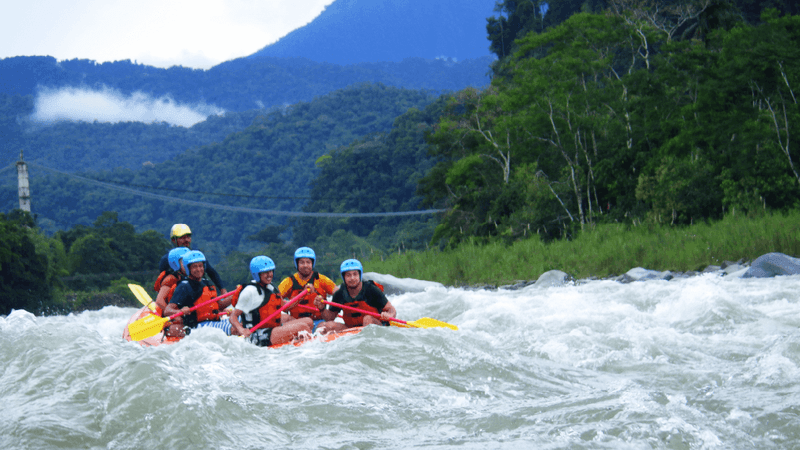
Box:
2;273;800;449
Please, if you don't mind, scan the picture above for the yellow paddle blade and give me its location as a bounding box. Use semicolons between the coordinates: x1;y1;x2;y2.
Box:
127;313;170;341
128;283;157;312
390;321;413;328
407;317;458;330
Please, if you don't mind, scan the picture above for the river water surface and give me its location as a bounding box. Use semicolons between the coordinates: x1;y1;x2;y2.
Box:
2;273;800;449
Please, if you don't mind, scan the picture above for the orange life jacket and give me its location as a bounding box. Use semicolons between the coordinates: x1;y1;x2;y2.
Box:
341;281;385;328
193;281;220;323
239;283;282;329
286;272;326;320
154;270;177;292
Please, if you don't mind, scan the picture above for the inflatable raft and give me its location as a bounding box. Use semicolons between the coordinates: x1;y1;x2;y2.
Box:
122;306;363;348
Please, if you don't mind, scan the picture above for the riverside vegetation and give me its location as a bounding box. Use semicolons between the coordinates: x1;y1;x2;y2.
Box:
367;211;800;287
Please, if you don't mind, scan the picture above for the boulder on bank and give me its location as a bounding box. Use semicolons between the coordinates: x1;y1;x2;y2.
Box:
617;267;674;283
532;270;572;288
742;252;800;278
363;272;445;295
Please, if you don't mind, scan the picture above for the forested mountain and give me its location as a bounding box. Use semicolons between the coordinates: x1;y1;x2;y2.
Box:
251;0;495;64
0;55;491;112
0;84;438;262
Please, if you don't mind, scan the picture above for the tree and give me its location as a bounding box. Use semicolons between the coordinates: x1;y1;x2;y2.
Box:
0;211;57;314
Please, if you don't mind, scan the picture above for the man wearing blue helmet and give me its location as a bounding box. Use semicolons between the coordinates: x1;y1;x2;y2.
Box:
229;256;313;346
157;224;227;295
319;258;396;333
277;247;338;329
152;247;190;316
164;250;233;337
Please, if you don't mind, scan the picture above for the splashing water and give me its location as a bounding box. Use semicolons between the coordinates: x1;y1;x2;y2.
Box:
2;273;800;449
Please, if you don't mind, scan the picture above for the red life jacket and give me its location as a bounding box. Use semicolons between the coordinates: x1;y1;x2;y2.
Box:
153;270;173;292
286;272;326;320
193;282;220;323
239;283;282;329
341;281;385;328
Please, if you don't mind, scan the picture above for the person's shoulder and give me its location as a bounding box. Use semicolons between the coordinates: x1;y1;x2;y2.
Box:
240;283;260;294
162;274;179;287
365;281;386;295
318;273;337;287
278;275;297;290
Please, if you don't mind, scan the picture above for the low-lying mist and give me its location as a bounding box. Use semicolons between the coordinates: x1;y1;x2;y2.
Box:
31;86;224;127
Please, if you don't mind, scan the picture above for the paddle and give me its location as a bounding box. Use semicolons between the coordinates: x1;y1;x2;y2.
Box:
128;290;236;341
246;289;308;334
322;300;458;330
128;283;157;312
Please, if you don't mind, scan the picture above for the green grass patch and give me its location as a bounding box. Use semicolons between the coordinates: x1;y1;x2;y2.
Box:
365;211;800;286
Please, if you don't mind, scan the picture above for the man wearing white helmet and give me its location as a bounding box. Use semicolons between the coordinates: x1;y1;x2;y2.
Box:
157;223;226;294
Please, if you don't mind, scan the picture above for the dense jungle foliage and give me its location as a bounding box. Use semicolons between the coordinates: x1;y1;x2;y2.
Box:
421;5;800;246
0;210;168;315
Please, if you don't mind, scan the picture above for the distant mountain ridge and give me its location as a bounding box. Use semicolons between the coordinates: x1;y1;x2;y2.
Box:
0;55;491;112
250;0;497;64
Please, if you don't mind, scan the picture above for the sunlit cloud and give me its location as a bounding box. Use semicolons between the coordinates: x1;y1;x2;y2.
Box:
31;86;224;127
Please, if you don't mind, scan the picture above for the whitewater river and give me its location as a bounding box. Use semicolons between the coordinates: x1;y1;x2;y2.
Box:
2;273;800;449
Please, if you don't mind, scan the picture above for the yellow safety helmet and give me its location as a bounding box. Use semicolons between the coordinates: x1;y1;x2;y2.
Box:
170;223;192;240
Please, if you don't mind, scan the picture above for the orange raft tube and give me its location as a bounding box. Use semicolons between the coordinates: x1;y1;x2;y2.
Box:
122;306;363;348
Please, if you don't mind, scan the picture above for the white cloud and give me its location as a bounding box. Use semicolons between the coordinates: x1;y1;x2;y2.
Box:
31;86;224;127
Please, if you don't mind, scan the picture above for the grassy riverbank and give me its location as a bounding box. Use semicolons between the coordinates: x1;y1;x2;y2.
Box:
367;211;800;286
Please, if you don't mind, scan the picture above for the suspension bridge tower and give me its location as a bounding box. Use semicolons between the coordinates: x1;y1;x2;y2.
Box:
16;150;31;212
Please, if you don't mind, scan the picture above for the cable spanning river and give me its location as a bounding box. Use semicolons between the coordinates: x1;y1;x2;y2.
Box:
2;273;800;449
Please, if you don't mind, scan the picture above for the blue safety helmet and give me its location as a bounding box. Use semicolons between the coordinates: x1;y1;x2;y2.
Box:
183;250;206;268
340;259;363;282
294;247;316;269
250;255;276;281
168;247;191;272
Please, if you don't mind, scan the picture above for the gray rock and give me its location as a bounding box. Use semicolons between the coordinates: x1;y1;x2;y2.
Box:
533;270;573;288
742;252;800;278
702;265;721;273
624;267;674;282
499;280;536;290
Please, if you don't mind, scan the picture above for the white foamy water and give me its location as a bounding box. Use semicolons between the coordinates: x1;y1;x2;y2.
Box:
2;274;800;449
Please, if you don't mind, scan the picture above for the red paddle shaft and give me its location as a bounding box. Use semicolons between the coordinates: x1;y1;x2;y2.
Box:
322;300;407;326
167;290;236;321
249;289;308;332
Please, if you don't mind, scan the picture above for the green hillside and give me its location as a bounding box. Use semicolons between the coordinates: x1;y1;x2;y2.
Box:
1;84;438;265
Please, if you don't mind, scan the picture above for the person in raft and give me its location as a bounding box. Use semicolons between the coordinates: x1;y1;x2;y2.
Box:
277;246;338;330
229;256;313;346
157;224;226;294
152;247;190;316
163;250;233;337
317;259;396;333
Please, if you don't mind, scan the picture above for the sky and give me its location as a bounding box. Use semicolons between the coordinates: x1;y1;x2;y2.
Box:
1;0;336;70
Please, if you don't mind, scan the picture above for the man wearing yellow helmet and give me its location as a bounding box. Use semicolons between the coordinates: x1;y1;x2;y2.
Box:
157;223;227;294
